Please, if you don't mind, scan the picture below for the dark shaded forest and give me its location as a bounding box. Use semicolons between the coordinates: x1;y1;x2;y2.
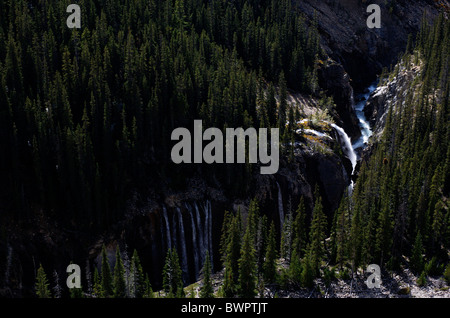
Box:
0;0;449;298
0;0;322;231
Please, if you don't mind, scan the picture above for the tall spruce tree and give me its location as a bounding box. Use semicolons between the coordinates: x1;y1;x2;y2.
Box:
238;225;257;298
292;196;308;258
35;264;51;298
101;245;114;298
130;249;145;298
263;222;277;283
162;248;184;298
200;251;214;298
308;192;327;275
113;246;127;298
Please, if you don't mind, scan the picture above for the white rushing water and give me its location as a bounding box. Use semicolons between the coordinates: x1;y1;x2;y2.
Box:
162;206;172;249
176;207;189;283
194;202;205;267
5;244;12;285
352;82;378;151
186;203;199;279
330;123;357;174
204;200;214;271
276;182;285;232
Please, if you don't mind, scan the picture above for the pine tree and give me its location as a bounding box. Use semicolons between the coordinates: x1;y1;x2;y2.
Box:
101;245;114;297
308;193;327;275
35;264;51;298
93;267;102;297
52;270;62;299
444;263;450;284
301;250;315;289
278;72;288;137
113;246;127;298
200;251;214;298
280;212;293;262
288;248;303;287
333;194;350;268
162;248;184;298
411;231;425;274
349;201;363;271
292;196;308;258
220;210;232;265
130;249;145;298
238;226;257;298
225;215;242;284
263;222;277;283
247;199;260;243
256;215;268;274
143;274;154;298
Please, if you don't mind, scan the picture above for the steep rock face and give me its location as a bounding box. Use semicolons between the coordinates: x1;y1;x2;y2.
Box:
319;62;361;141
296;0;439;90
364;62;423;138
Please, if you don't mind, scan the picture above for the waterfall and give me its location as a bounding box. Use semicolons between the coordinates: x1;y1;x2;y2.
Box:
5;244;12;284
159;200;214;284
172;212;178;253
194;202;205;267
162;206;172;249
276;182;285;232
186;203;200;279
353;81;378;150
203;200;214;271
207;200;213;271
176;208;189;283
330;123;357;174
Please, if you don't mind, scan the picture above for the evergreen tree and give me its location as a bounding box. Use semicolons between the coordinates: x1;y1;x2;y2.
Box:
292;196;308;258
308;192;327;275
130;249;145;298
301;250;315;289
238;226;257;298
263;222;277;283
288;249;303;287
220;210;232;265
101;245;114;297
113;246;127;298
200;251;214;298
225;215;242;284
280;212;293;262
93;267;102;297
162;248;184;298
411;231;425;274
35;264;51;298
52;271;62;299
255;215;268;274
333;194;351;268
143;274;154;298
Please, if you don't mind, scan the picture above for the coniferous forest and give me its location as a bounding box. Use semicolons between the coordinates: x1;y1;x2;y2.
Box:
0;0;449;300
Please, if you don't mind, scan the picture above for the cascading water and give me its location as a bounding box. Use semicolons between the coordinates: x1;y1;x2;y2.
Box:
204;200;214;271
160;200;214;284
186;203;200;278
276;182;285;232
352;81;378;151
330;123;357;174
162;206;172;249
5;244;12;285
194;202;205;267
176;208;189;283
172;212;178;253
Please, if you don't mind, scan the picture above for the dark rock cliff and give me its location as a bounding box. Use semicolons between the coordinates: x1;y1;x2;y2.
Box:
296;0;439;90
